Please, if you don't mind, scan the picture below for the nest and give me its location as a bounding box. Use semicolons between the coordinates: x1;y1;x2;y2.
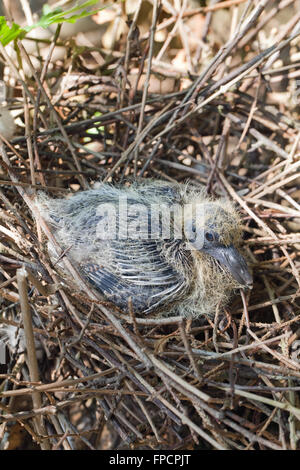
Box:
0;0;300;450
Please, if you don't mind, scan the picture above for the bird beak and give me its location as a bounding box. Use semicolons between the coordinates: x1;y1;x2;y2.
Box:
205;245;253;287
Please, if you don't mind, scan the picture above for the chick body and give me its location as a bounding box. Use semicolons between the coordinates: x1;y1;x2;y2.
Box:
36;181;252;317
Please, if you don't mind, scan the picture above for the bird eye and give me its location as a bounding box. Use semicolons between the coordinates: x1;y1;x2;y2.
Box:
205;231;214;242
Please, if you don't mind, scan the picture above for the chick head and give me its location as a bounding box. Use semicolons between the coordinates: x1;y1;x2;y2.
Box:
183;198;252;288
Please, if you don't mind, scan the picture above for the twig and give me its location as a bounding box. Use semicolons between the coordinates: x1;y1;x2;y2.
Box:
17;267;50;449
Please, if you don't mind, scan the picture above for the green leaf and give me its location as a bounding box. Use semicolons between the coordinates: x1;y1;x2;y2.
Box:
0;1;106;45
0;16;26;45
25;0;104;29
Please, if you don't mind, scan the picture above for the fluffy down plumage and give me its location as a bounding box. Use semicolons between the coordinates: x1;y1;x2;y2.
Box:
35;181;252;317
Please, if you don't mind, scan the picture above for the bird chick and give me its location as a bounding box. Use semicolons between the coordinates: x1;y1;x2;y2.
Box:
36;181;252;317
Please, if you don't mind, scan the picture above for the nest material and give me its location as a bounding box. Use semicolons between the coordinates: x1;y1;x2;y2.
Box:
0;0;300;450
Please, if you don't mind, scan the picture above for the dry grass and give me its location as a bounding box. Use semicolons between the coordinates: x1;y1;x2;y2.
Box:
0;0;300;450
